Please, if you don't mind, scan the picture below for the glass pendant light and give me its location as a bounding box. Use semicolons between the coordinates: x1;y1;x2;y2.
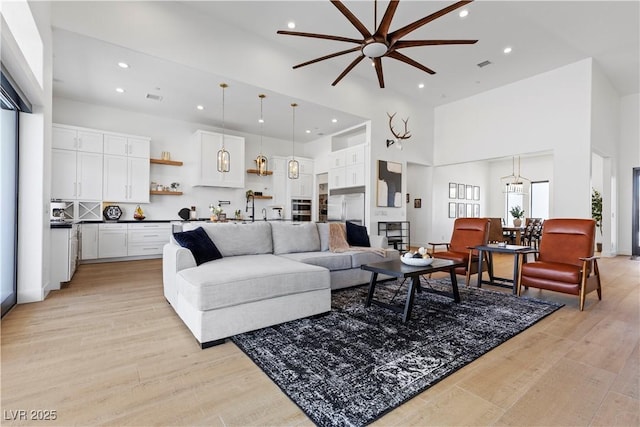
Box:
216;83;230;173
255;94;268;176
288;103;299;180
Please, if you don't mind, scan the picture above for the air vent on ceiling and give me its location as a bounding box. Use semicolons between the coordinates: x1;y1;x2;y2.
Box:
477;60;492;68
146;93;163;101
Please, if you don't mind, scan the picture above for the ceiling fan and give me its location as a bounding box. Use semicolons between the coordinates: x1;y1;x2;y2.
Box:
277;0;478;88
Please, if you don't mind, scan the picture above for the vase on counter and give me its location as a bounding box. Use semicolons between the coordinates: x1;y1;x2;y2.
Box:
513;218;522;227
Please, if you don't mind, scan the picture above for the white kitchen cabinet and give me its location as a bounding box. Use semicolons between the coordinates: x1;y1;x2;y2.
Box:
104;134;150;158
289;173;313;198
127;223;171;256
329;167;346;189
193;130;245;188
328;144;366;190
80;223;99;260
345;163;365;187
50;224;78;290
52;125;103;153
98;223;128;258
103;155;150;203
51;149;103;200
345;145;365;166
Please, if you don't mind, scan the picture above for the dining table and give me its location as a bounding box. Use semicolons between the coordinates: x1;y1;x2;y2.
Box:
502;226;526;245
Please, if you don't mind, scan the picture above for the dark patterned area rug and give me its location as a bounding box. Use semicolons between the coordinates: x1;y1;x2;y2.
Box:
231;278;563;427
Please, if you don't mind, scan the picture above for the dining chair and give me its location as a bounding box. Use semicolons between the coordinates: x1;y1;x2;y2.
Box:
487;217;509;244
517;218;602;310
429;218;490;286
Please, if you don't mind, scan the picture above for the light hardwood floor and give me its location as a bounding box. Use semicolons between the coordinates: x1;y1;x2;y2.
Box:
1;255;638;426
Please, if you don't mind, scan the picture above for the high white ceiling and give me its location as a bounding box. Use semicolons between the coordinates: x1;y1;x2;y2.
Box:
51;1;639;142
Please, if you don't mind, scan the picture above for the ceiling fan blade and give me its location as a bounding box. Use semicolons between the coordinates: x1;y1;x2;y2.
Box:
387;51;436;74
332;54;365;86
374;57;385;88
277;30;362;44
389;0;473;44
395;39;478;49
331;0;372;38
293;46;362;69
373;0;400;39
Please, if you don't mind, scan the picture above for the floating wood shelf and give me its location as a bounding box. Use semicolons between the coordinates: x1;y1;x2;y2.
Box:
150;190;183;196
254;195;272;199
150;158;183;166
246;169;273;175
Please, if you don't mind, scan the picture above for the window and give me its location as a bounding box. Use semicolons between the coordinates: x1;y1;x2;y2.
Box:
530;181;549;219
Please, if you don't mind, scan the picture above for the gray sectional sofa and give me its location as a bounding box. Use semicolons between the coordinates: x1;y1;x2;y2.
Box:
163;221;398;348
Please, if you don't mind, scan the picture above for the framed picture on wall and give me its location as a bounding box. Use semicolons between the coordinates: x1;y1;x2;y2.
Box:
466;185;473;200
473;186;480;200
466;203;473;217
457;203;465;218
449;202;456;218
376;160;402;207
414;198;422;208
449;183;457;199
457;184;465;199
473;204;480;217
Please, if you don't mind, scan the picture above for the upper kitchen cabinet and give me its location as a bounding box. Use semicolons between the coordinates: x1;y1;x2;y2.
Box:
104;134;150;158
51;124;103;200
103;155;150;203
329;144;366;189
193;130;245;188
51;149;103;200
52;124;103;153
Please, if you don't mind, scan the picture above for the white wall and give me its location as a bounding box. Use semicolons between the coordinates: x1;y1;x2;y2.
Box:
431;161;489;243
406;163;432;249
618;94;640;255
434;59;593;220
590;60;622;255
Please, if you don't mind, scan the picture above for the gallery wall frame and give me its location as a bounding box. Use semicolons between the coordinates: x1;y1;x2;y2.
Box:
449;183;457;199
457;203;465;218
457;184;465;200
448;202;456;218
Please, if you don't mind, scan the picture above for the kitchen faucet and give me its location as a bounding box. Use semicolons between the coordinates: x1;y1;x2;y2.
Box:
245;194;255;222
261;208;267;221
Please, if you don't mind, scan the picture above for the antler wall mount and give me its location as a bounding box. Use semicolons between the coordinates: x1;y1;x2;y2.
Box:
386;112;411;149
277;0;478;88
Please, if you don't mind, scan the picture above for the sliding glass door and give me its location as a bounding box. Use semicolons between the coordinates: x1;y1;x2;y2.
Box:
1;68;29;317
0;94;18;316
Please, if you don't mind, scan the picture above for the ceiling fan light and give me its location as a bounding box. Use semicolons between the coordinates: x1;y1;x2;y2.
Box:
362;42;387;58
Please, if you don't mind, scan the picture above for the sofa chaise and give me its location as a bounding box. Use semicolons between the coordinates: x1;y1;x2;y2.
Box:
163;221;397;348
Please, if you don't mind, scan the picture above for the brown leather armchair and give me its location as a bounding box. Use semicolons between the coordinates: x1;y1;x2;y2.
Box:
429;218;490;286
517;218;602;310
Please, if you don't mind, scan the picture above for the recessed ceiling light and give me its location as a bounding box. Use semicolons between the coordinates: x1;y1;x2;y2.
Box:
196;105;204;110
305;130;311;134
418;83;425;89
287;21;295;29
331;118;338;123
503;46;512;54
115;87;125;93
459;9;469;18
258;118;264;123
117;62;129;69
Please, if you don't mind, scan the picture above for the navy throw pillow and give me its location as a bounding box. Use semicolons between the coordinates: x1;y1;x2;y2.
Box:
346;221;370;247
173;227;222;266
